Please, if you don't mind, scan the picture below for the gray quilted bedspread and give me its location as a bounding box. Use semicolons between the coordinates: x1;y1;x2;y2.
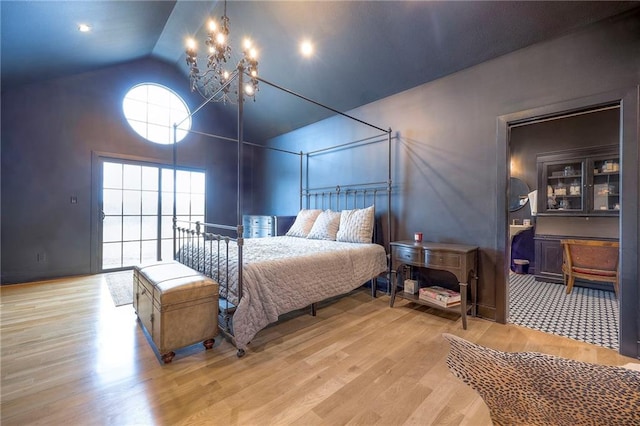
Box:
179;236;388;350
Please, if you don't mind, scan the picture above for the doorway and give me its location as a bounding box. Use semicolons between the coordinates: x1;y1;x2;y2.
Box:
496;87;639;358
506;105;621;349
97;157;205;272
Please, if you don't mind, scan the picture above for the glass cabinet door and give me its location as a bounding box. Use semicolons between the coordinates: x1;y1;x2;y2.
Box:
543;159;585;213
590;156;620;214
537;146;619;217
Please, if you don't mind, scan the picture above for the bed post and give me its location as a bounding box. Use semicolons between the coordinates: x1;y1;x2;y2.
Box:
305;152;310;209
299;151;303;211
172;124;178;260
234;66;247;358
387;128;392;252
237;66;244;303
387;128;392;294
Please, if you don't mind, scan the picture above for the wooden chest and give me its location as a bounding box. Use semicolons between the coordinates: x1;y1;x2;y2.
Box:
133;261;219;363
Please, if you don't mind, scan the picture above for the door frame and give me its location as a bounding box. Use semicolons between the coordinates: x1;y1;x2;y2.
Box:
496;86;639;358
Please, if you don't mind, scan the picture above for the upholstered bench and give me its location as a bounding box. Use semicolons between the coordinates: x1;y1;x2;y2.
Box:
133;261;219;364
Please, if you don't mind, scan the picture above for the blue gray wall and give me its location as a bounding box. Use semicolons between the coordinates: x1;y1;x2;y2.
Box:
255;11;640;354
1;58;238;283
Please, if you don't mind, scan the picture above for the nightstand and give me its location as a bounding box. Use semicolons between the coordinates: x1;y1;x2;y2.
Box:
242;215;296;238
390;241;478;329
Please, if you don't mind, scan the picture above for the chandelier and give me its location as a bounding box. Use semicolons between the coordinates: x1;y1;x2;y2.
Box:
185;1;259;102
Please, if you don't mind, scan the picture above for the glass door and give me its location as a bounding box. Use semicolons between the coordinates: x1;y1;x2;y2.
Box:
100;159;205;271
590;155;620;214
102;162;160;269
541;159;585;213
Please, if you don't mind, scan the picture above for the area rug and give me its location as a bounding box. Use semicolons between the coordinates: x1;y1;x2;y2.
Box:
443;333;640;426
106;270;133;306
509;272;619;350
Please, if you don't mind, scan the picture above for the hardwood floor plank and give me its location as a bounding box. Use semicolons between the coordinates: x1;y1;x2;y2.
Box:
1;274;637;425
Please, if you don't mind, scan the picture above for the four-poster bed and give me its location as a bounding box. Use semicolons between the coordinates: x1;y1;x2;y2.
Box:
171;68;393;357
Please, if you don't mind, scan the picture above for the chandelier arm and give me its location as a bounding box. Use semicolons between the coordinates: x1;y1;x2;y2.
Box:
194;84;219;102
192;80;224;102
197;68;220;79
240;68;257;79
191;68;241;113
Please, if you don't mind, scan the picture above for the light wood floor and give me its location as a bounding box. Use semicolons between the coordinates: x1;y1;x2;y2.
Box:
1;274;636;425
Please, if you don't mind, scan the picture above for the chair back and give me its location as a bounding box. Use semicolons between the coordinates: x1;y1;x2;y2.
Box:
560;239;619;296
561;239;619;272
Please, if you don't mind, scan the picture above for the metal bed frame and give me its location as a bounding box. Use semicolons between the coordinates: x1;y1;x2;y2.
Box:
172;69;393;357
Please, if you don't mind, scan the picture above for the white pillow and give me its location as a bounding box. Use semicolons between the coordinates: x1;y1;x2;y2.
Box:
307;210;341;241
335;205;375;243
285;209;322;238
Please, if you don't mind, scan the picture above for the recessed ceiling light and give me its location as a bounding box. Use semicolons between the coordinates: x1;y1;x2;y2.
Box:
78;23;92;33
300;39;314;58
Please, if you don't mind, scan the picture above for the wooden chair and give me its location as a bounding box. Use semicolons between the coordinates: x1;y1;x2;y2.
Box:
560;239;619;297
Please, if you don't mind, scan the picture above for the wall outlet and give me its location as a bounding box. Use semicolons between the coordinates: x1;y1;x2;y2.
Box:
36;252;46;262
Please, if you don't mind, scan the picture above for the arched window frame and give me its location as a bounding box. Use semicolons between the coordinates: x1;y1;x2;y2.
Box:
123;83;191;145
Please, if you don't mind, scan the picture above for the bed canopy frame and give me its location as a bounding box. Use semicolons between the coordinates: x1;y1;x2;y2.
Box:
171;65;393;355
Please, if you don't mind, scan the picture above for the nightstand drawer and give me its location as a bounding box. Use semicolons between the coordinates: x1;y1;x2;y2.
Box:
250;229;273;238
247;216;273;227
425;251;461;269
394;246;422;264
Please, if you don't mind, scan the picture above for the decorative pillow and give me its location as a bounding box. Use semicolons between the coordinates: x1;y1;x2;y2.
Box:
307;209;342;241
335;205;375;243
285;209;322;238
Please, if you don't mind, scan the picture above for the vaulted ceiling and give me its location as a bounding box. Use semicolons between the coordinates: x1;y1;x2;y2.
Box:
2;1;638;141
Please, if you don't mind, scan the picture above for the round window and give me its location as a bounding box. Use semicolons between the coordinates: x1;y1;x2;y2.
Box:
123;83;191;144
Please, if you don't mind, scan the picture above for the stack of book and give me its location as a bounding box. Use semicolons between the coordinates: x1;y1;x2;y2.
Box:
418;285;461;308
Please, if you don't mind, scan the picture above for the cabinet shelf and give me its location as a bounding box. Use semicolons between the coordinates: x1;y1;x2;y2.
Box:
538;145;619;216
396;290;472;314
547;174;582;179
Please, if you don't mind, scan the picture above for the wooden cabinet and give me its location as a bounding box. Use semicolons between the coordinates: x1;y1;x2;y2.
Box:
535;145;620;286
534;235;564;283
537;145;619;216
389;241;478;329
242;215;295;238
